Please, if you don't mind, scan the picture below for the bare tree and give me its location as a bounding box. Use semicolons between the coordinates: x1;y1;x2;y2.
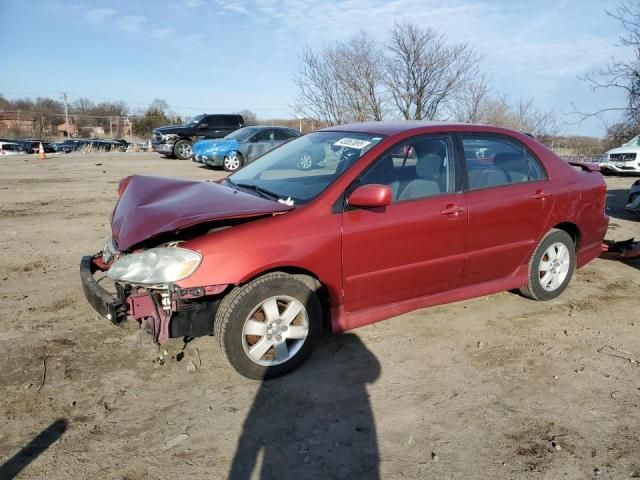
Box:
384;21;480;120
293;47;348;125
573;0;640;125
450;74;491;123
512;98;559;137
235;109;258;125
333;32;386;121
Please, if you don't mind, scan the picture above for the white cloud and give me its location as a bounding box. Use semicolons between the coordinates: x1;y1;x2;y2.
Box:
117;15;147;32
85;7;117;23
214;0;250;15
181;0;206;6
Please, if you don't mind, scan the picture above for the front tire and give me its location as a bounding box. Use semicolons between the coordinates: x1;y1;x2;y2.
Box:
173;139;192;160
215;272;322;379
223;152;244;172
519;229;576;301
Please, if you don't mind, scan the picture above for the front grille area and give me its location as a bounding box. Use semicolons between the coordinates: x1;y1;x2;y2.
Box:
610;152;637;162
152;131;163;143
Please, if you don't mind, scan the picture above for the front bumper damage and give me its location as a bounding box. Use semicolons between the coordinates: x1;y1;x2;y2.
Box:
80;254;226;344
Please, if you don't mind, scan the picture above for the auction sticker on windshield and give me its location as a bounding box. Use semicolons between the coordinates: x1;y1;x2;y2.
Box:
334;138;372;149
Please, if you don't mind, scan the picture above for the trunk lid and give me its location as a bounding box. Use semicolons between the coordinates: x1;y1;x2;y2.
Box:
112;175;293;251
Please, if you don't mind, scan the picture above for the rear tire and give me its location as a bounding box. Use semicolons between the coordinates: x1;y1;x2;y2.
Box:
215;272;322;379
297;151;314;170
519;229;576;301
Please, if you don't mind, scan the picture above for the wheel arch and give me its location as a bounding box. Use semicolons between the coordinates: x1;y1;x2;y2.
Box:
238;265;332;332
551;222;580;250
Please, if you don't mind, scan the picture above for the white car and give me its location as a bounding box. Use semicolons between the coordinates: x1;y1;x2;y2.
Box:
600;135;640;174
0;141;25;156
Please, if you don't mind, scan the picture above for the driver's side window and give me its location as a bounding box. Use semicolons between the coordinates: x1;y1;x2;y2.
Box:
359;135;455;202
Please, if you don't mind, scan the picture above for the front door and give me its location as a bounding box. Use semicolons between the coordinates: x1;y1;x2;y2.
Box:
341;134;467;313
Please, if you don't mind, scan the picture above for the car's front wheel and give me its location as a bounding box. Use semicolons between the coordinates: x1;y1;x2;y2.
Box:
215;272;322;379
173;139;192;160
519;228;576;301
223;152;244;172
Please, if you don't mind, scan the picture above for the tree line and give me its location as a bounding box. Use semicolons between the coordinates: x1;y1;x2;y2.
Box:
0;95;182;139
293;21;559;139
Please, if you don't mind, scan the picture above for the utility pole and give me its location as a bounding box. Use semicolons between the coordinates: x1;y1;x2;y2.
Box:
109;116;113;138
61;92;70;138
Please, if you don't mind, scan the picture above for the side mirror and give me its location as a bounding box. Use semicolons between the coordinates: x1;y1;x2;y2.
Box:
348;184;392;209
198;123;208;129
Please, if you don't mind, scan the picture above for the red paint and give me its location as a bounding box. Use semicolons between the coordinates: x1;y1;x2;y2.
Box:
126;293;171;344
111;123;607;334
347;184;392;208
112;175;293;250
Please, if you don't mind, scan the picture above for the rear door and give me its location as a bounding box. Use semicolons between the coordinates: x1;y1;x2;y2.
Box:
341;134;467;312
460;134;554;285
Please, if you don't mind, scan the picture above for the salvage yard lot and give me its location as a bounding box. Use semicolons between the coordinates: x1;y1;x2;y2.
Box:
1;152;639;479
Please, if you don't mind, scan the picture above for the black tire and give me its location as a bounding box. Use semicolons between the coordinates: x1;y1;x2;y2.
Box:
223;152;244;172
215;272;322;379
519;228;576;301
173;139;192;160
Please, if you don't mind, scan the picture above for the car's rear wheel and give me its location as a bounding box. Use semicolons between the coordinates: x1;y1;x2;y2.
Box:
519;229;576;301
297;151;314;170
173;139;192;160
215;272;322;379
223;152;244;172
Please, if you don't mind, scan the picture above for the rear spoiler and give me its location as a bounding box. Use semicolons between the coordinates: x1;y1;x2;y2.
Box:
567;161;601;172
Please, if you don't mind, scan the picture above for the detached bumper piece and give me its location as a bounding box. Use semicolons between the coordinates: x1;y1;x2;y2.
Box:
80;255;125;323
600;238;640;260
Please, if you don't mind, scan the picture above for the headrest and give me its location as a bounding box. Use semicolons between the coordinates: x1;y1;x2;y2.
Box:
416;154;442;178
494;152;528;174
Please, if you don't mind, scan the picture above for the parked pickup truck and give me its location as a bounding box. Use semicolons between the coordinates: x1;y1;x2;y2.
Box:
151;114;245;160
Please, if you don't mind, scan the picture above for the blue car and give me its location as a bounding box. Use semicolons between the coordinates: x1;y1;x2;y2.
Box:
192;126;300;172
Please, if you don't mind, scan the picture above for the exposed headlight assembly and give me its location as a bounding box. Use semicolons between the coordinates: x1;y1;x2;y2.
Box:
107;247;201;285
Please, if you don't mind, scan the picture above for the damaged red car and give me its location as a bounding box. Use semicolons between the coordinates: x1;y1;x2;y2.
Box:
81;122;608;379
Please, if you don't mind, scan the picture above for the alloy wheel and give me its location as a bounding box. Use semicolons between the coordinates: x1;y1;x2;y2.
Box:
538;242;570;291
241;296;309;366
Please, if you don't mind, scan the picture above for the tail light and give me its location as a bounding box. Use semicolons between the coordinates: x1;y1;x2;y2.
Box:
117;176;133;197
598;181;607;212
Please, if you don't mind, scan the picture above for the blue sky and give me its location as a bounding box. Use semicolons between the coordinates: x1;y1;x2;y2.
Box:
0;0;631;136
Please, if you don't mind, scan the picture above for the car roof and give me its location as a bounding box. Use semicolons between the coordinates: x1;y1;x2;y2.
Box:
319;121;525;137
0;141;20;146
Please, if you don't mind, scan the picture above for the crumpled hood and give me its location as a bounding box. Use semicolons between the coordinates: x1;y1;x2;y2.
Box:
193;139;238;155
112;175;293;251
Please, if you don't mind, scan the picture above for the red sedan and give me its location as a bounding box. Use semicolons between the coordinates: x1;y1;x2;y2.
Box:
81;122;608;379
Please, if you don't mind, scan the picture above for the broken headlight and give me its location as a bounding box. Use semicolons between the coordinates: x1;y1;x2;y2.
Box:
107;247;201;285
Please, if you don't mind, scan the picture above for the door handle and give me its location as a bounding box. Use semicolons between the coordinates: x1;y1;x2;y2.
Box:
441;204;466;216
532;190;551;200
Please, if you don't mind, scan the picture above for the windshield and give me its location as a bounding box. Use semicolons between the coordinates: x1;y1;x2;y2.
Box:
185;114;206;126
225;127;261;141
623;135;640;147
228;131;384;205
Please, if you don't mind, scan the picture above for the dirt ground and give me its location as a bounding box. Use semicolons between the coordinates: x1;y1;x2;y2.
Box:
0;152;639;480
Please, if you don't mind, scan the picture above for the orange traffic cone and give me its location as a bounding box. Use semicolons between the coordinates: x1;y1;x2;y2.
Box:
38;142;46;160
147;139;153;153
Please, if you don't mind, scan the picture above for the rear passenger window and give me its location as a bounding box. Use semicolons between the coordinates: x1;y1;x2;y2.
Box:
359;135;455;202
274;129;297;141
462;136;546;190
